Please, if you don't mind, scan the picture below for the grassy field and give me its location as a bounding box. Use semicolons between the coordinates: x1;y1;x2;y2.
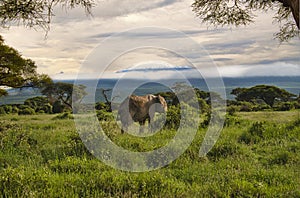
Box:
0;111;299;197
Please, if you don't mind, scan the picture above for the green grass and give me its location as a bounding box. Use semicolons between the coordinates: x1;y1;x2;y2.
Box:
237;110;300;123
0;111;299;197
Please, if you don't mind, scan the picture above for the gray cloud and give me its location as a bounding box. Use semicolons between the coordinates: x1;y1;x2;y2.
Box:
90;29;217;40
92;0;183;18
116;65;193;73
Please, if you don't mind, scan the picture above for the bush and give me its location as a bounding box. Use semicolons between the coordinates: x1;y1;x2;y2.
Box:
24;97;49;109
165;105;181;129
96;110;114;121
2;105;13;114
273;102;295;111
253;104;271;111
18;107;35;115
12;106;19;113
227;105;239;116
95;102;109;111
224;115;241;127
293;101;300;109
239;102;254;112
24;97;53;113
198;98;210;114
0;107;6;115
36;103;52;114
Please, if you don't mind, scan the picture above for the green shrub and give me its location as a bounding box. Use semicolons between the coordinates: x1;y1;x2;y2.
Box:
12;106;19;113
293;101;300;109
36;103;52;114
239;102;254;112
18;107;35;115
0;107;6;115
2;105;13;114
253;104;271;111
227;105;239;116
273;102;295;111
95;102;110;111
96;110;114;121
24;97;49;108
165;105;181;129
198;98;210;114
224;115;241;127
24;97;53;114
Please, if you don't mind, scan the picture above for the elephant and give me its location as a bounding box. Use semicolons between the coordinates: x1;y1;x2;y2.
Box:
117;94;168;134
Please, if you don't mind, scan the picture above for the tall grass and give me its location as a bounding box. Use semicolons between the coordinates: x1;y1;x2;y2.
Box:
0;111;299;197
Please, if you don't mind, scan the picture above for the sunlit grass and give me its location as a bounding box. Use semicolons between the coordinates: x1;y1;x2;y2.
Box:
0;112;299;197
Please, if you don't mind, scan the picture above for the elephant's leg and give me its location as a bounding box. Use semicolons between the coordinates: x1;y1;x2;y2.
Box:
139;120;146;133
148;112;155;132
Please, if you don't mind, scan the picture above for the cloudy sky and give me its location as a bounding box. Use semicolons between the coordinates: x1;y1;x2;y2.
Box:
1;0;300;79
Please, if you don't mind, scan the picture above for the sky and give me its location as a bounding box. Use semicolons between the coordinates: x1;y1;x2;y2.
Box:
1;0;300;80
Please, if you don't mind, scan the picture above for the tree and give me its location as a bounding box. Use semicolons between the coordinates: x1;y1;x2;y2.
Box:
100;88;113;112
192;0;300;42
0;0;94;31
41;82;87;109
0;36;50;96
231;85;296;107
24;96;52;113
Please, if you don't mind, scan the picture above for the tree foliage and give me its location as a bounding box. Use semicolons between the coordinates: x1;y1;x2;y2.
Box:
0;36;51;96
231;85;296;107
192;0;300;42
0;0;94;31
24;96;52;113
41;82;87;109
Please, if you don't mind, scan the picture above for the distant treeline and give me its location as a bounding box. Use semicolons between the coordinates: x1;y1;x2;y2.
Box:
0;84;299;116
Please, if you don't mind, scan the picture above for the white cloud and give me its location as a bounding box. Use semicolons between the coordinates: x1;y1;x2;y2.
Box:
218;62;300;77
1;0;299;80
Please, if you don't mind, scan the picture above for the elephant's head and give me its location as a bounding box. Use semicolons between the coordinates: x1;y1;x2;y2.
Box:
148;95;167;113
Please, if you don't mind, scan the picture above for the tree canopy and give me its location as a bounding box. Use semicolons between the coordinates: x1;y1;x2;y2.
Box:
0;36;51;96
231;85;296;107
0;0;94;31
192;0;300;42
41;82;87;109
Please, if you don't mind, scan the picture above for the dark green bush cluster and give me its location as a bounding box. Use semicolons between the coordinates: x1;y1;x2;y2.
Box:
95;102;111;112
24;96;52;114
273;101;299;111
18;105;36;115
0;96;73;115
227;101;272;112
96;110;114;121
227;97;300;113
1;97;56;115
0;104;19;115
